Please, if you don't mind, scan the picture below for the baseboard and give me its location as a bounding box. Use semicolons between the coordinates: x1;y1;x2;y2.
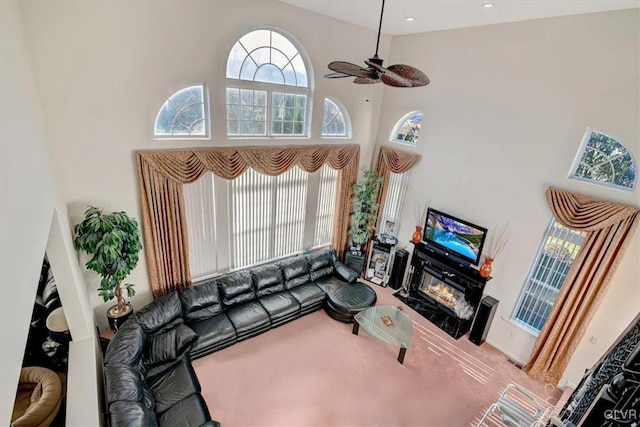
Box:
485;338;527;367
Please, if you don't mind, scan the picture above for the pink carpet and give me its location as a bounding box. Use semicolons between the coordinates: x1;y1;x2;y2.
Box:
192;285;560;427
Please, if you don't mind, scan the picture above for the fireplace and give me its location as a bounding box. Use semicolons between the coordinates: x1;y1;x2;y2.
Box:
419;271;465;311
394;243;489;339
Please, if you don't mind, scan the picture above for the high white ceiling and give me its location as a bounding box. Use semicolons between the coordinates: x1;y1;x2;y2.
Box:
278;0;639;36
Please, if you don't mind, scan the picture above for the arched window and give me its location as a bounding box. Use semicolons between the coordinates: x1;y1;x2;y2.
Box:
321;98;350;138
154;84;209;138
390;111;423;145
570;128;636;191
226;28;312;137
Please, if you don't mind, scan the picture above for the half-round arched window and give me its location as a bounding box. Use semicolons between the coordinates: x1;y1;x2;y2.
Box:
226;28;312;137
569;128;636;191
154;84;210;139
322;98;350;138
390;111;423;145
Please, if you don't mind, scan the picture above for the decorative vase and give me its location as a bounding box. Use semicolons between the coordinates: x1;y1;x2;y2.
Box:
412;226;423;244
479;257;494;278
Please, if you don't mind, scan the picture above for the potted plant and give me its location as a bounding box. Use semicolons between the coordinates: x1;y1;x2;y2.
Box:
74;206;142;331
348;169;384;253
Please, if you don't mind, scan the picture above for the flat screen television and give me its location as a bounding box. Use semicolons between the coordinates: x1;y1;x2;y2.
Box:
423;208;487;267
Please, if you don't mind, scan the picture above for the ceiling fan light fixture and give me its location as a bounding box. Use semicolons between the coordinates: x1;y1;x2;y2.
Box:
405;16;415;22
324;0;429;88
483;3;495;8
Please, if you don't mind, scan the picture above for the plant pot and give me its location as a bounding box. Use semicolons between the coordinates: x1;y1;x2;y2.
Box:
107;302;133;332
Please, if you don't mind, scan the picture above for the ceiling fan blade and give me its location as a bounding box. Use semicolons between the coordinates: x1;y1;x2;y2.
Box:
353;76;381;84
382;64;430;88
324;72;353;79
327;61;376;79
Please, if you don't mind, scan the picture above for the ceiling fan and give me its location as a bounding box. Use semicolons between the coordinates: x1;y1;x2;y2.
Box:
325;0;429;88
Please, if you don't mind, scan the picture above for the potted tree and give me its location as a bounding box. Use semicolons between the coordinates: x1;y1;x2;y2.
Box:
349;169;384;253
74;206;142;331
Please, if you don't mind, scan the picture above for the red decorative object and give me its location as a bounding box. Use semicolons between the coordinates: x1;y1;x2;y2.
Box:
479;257;494;278
412;226;423;244
381;316;394;326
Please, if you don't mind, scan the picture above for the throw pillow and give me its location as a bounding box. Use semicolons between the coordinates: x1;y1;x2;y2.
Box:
334;260;358;283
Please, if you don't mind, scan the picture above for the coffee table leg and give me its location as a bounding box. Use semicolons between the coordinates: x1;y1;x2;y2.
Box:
398;347;407;364
352;322;359;335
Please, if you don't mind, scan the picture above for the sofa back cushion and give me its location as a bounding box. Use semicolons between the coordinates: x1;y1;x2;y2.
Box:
109;401;158;427
219;271;256;307
251;264;284;297
104;364;146;405
280;256;311;290
307;249;335;281
135;292;183;335
104;320;146;366
179;280;224;322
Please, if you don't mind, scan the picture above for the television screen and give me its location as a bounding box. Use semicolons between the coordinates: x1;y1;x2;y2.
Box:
423;208;487;266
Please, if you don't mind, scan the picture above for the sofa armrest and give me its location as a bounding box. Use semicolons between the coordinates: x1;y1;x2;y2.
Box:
334;260;358;283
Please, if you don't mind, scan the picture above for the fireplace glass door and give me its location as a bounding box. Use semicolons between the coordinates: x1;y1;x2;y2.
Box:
419;269;465;310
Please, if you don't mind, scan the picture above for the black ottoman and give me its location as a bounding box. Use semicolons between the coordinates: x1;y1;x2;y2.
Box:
324;282;377;323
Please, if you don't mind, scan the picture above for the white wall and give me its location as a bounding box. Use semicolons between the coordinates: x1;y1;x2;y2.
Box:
1;2;101;424
20;0;388;330
378;9;640;386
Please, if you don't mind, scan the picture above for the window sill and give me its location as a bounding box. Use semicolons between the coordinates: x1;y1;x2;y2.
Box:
507;317;541;338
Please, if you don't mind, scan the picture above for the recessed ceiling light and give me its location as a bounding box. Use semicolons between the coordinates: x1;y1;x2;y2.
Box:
483;3;494;8
405;17;415;22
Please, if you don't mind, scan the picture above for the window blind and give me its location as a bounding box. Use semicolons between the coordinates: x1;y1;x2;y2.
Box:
183;172;218;279
380;171;411;233
313;164;338;247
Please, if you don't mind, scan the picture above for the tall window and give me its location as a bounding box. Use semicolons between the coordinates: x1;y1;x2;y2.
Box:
379;171;411;234
184;172;217;279
154;84;210;139
322;98;350;137
226;28;311;137
230;167;308;268
390;111;423;145
511;219;586;334
569;128;636;191
184;166;338;278
314;165;339;246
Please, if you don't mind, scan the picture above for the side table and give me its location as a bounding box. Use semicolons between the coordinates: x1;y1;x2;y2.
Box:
344;252;366;276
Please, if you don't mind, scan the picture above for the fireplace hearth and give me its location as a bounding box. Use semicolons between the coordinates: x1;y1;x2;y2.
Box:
394;243;489;339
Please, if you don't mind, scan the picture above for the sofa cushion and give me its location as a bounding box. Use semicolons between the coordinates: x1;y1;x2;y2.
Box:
288;282;326;308
144;324;197;367
219;271;256;307
189;313;237;356
157;393;211;427
147;358;201;413
334;260;358;283
307;249;333;271
251;264;285;297
280;256;311;290
179;280;224;322
135;292;183;335
104;364;145;404
104;320;146;366
259;291;300;321
226;301;270;336
109;401;157;427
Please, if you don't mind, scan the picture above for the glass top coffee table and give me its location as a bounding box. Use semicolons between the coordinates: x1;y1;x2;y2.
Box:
352;305;413;364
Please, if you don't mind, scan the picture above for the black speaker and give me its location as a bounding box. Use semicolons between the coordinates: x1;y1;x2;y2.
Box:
469;296;499;346
388;249;408;290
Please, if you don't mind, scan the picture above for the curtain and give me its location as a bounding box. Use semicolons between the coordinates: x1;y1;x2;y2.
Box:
373;146;421;231
136;145;360;297
523;186;640;386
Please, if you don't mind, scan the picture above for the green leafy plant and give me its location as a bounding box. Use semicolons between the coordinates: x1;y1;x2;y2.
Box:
349;169;384;246
74;206;142;315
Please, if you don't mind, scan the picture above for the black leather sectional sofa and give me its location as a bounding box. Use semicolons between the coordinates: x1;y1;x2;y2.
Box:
103;249;367;426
